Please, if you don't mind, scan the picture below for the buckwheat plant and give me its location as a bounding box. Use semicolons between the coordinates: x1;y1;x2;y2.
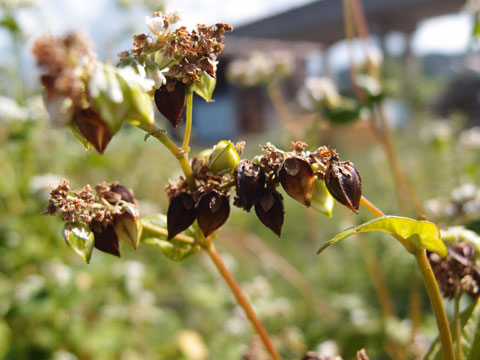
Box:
35;10;460;360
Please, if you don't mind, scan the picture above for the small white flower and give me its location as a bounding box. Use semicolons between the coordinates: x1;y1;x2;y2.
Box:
145;14;167;35
89;64;124;103
53;350;78;360
118;66;155;92
316;340;340;358
420;120;454;143
29;173;64;200
451;183;477;202
459;126;480;150
0;95;28;123
15;274;45;303
304;77;339;102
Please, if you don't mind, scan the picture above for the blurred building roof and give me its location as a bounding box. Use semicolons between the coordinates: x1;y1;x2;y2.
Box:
231;0;466;45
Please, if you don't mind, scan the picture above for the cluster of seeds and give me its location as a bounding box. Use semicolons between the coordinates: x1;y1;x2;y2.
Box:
429;242;480;299
43;180;140;257
165;141;362;239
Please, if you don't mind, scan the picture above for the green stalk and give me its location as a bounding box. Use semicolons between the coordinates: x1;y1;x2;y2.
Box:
182;86;194;153
136;122;196;191
361;196;455;360
141;220;195;244
415;250;455;360
455;290;464;360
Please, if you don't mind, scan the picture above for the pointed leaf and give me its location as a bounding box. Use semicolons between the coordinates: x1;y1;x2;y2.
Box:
62;222;95;263
317;216;446;256
192;71;216;102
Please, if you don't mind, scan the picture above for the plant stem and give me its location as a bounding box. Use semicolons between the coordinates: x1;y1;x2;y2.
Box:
137;122;197;191
182;86;194;153
415;250;455;360
140;220;195;244
204;242;283;360
360;195;385;217
455;289;464;360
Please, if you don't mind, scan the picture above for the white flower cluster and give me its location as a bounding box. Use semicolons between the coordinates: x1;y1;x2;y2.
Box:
0;95;47;124
441;225;480;255
424;183;480;220
419;120;455;145
459;126;480;150
298;76;340;110
227;51;294;87
145;11;180;36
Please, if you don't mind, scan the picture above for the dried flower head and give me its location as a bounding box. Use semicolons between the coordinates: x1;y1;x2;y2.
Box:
43;180;140;258
429;242;480;299
126;12;232;84
32;32;94;106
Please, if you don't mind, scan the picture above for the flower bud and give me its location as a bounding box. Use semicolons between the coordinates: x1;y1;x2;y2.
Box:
311;179;334;217
278;156;315;207
71;107;114;154
234;160;266;211
196;190;230;237
208;140;240;175
90;220;121;257
325;161;362;213
62;222;95;263
154;80;186;128
167;192;197;240
255;188;284;237
114;206;142;249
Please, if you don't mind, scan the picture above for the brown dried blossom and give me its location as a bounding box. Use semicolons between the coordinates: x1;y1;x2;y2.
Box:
429;242;480;299
32;32;94;105
43;180;137;230
125;13;232;84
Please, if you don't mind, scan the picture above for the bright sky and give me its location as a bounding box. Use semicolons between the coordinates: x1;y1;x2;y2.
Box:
0;0;474;77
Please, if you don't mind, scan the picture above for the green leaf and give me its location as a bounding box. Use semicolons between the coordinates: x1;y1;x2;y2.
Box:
141;214;200;261
192;71;216;102
62;222;95;263
144;238;200;261
324;101;360;124
0;16;20;34
317;216;446;256
425;298;480;360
